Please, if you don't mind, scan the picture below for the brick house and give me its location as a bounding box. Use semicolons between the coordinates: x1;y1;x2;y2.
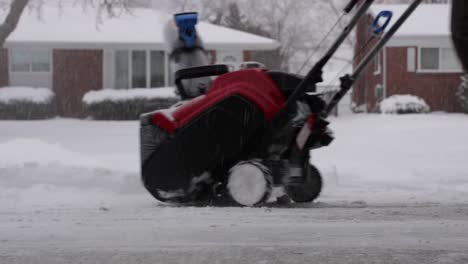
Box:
0;6;278;117
353;4;464;113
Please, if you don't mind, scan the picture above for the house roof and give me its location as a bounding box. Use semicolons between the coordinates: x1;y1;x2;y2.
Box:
369;4;453;47
3;6;279;50
369;4;451;38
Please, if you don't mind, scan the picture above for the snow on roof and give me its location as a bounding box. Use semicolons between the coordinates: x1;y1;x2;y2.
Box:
4;6;278;50
369;4;451;38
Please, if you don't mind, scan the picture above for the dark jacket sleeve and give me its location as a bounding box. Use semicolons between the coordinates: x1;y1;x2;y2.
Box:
451;0;468;72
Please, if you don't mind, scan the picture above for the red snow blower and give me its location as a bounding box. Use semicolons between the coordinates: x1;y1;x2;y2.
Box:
140;0;423;206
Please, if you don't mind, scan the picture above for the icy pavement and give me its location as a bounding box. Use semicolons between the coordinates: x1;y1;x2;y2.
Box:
1;114;468;263
2;205;468;263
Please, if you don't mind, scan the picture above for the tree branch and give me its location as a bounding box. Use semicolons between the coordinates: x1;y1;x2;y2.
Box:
0;0;29;47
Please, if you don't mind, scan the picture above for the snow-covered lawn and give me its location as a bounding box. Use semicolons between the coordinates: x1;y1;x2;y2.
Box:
0;120;145;212
2;114;468;263
315;113;468;204
1;113;468;212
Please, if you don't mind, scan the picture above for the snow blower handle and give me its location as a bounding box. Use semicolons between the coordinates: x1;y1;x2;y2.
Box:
344;0;361;13
272;0;375;129
323;0;423;117
175;64;229;98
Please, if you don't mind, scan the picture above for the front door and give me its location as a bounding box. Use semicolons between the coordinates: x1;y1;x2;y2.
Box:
53;50;103;117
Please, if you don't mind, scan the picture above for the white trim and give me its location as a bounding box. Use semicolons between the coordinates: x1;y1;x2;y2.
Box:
102;49;114;89
416;69;464;74
146;50;151;88
386;36;453;48
373;52;381;75
407;47;416;72
164;51;169;87
417;46;464;74
128;50;133;89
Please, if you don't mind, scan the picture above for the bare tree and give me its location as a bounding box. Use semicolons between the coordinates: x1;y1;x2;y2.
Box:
151;0;357;71
0;0;29;47
242;0;336;71
0;0;142;48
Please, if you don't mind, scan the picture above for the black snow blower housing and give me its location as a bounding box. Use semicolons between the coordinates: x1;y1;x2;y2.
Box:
140;1;423;206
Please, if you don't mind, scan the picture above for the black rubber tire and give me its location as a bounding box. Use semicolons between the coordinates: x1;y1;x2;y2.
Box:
284;162;322;203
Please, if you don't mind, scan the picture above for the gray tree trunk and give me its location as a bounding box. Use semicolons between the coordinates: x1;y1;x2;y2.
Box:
0;0;29;47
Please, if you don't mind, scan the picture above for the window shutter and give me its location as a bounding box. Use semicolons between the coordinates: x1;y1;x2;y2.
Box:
407;47;416;72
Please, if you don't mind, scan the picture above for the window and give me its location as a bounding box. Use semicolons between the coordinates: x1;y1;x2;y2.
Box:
114;50;165;89
132;50;147;88
440;48;460;70
10;49;51;72
150;51;165;87
420;47;462;72
115;50;129;89
420;48;439;70
373;52;381;75
375;84;384;99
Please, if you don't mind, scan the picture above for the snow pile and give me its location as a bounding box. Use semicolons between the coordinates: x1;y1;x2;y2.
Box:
0;138;145;211
82;88;177;105
0;87;54;104
0;138;101;168
2;114;468;211
379;95;430;114
315;114;468;204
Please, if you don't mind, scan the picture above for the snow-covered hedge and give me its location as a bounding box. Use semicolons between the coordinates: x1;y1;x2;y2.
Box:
456;74;468;114
0;87;56;119
83;88;179;120
379;95;430;114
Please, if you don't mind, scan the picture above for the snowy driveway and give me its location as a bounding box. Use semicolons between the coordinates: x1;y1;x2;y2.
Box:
1;114;468;263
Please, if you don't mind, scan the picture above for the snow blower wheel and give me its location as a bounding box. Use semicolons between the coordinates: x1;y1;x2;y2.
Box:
284;162;322;203
227;160;273;207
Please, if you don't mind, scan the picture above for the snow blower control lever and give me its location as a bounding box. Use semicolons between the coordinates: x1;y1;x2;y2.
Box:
272;0;376;130
323;0;423;116
344;0;360;13
274;0;423;126
371;11;393;36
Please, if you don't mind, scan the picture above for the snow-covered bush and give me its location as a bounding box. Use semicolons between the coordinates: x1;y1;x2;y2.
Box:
379;95;430;114
0;87;56;119
456;74;468;114
83;88;179;120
